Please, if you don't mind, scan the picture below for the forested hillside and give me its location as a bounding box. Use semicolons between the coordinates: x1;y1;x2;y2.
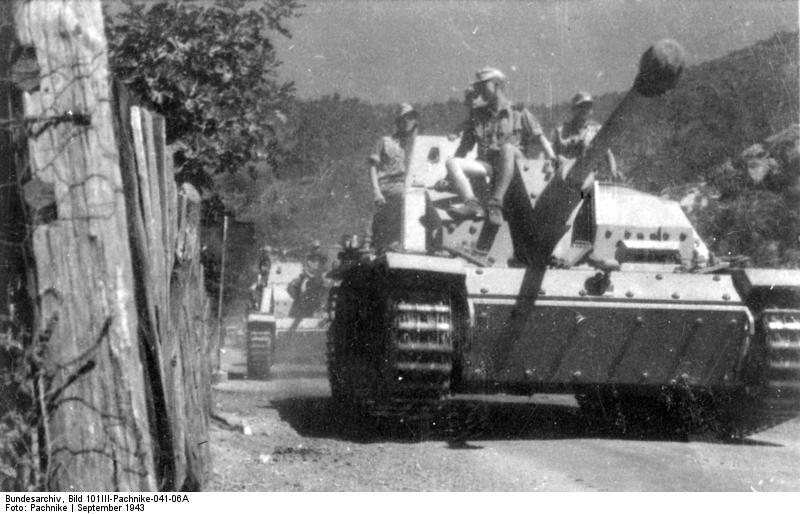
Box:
221;31;798;302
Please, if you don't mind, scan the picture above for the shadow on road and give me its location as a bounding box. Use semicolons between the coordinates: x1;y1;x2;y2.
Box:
268;395;782;447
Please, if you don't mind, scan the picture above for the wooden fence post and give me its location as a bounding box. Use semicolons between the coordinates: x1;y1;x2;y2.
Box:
13;0;156;490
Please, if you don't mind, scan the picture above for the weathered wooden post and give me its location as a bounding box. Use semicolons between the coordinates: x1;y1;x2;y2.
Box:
13;0;156;490
213;215;229;382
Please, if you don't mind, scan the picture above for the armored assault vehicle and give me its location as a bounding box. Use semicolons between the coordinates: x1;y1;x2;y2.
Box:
327;40;800;436
246;258;331;379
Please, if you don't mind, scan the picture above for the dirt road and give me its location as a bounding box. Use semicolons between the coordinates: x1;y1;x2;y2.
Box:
209;346;800;492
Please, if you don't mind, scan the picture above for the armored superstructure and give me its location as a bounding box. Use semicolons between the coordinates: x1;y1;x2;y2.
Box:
327;40;800;436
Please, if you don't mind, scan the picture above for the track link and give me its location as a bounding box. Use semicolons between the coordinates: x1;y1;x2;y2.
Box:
750;309;800;422
369;297;453;421
328;282;454;424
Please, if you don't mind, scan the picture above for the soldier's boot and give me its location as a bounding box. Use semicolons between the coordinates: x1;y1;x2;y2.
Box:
449;198;484;219
486;198;504;226
433;179;452;192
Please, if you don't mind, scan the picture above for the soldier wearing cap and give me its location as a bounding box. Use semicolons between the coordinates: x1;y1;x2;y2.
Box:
553;91;602;160
445;67;557;225
368;102;420;249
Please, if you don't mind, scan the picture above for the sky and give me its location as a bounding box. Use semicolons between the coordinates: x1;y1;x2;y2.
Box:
273;0;799;106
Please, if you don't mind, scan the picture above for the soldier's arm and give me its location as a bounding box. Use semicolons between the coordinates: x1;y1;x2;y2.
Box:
369;165;384;203
523;109;557;160
539;134;557;161
368;140;385;204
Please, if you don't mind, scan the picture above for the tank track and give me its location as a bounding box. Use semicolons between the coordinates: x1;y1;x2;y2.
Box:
727;308;800;434
327;282;454;424
760;309;800;412
370;297;453;421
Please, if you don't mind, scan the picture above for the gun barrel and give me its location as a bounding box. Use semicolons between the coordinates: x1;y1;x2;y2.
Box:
525;39;685;265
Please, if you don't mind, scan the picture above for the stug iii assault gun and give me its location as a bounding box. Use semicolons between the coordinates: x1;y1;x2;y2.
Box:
327;40;800;436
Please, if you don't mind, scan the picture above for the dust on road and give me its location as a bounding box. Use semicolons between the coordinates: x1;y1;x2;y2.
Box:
208;364;800;492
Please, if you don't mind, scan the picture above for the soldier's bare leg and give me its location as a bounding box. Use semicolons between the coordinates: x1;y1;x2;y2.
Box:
445;157;491;200
486;144;522;225
444;157;491;217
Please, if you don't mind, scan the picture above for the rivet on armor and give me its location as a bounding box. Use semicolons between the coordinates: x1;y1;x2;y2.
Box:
729;318;737;326
624;231;631;239
468;225;477;234
579;289;587;296
655;274;663;280
530;193;537;199
722;293;731;301
662;233;670;240
572;371;582;381
538;289;546;296
694;318;703;326
447;225;455;233
637;233;644;240
670;379;677;385
641;371;649;382
524;369;534;378
480;287;488;294
626;291;634;298
679;233;687;241
713;275;721;281
475;268;483;275
523;166;530;172
635;316;644;325
672;292;680;299
605;230;612;239
487;257;495;264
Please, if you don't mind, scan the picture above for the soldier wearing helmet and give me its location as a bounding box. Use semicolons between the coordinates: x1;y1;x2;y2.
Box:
445;67;557;225
288;240;329;317
553;91;602;160
368;102;420;249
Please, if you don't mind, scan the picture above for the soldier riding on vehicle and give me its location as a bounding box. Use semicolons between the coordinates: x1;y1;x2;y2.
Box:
553;91;602;160
445;67;557;226
288;240;329;318
368;103;420;250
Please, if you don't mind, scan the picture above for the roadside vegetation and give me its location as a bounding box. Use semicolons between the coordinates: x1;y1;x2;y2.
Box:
104;1;799;314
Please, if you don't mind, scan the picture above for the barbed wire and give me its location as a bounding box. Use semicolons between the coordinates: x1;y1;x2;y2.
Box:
1;21;206;491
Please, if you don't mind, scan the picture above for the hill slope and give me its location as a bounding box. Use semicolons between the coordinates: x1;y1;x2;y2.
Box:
227;31;799;275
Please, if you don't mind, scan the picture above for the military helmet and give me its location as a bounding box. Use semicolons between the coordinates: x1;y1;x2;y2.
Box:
397;102;418;118
473;67;507;85
572;91;594;108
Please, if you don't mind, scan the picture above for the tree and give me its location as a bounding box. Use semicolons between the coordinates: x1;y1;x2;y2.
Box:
105;0;300;189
